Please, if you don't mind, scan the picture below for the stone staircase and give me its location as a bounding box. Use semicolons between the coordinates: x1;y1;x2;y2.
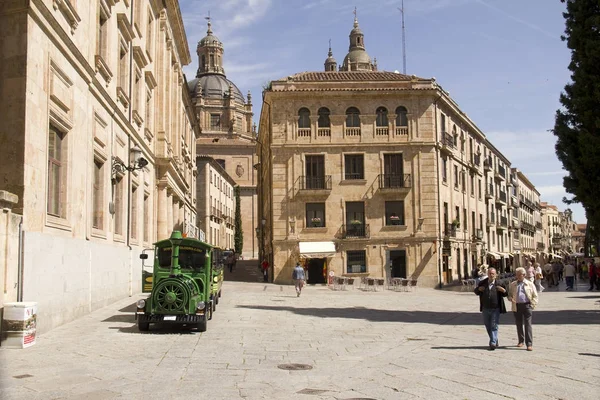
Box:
224;259;264;282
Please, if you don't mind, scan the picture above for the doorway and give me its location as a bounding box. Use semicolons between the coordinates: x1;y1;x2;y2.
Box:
307;258;326;284
390;250;407;278
443;255;451;284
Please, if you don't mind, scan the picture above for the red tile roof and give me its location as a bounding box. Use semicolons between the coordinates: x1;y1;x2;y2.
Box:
279;71;426;82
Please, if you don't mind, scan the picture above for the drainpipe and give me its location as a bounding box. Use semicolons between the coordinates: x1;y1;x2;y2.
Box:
17;217;24;302
433;90;443;289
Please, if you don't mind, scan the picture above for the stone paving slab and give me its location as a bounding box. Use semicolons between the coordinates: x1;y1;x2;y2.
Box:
1;281;599;400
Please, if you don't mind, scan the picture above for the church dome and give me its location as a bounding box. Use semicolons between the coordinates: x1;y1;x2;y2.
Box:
343;49;371;66
198;21;222;48
188;74;245;104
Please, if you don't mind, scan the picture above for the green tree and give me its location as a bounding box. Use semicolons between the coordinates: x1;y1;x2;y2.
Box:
553;0;600;253
234;186;243;254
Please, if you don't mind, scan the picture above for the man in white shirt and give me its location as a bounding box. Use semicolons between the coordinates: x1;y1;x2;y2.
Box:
564;261;576;290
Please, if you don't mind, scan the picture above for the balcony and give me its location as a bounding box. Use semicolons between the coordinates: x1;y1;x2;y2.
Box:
297;128;311;138
396;126;409;136
535;222;542;229
444;223;457;238
483;157;493;171
345;127;361;136
469;154;481;172
536;242;545;250
511;197;519;208
317;128;331;137
440;132;455;154
512;219;520;229
498;190;507;204
342;223;370;239
299;175;332;191
494;165;506;181
485;183;494;199
500;216;508;228
473;229;484;241
378;174;411;190
521;221;535;232
375;127;389;136
487;214;496;227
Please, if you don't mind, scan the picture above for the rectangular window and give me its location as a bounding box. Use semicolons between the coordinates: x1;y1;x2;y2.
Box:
47;124;66;217
461;171;466;192
455;206;460;225
346;250;366;273
118;41;129;91
441;113;446;132
470;175;474;196
146;11;154;58
114;176;124;235
385;201;404;226
143;194;149;242
454;166;458;188
92;159;104;229
131;186;138;240
344;154;364;180
463;208;467;231
306;203;325;227
210;114;221;129
442;158;447;182
97;6;109;60
478;179;482;199
305;155;325;189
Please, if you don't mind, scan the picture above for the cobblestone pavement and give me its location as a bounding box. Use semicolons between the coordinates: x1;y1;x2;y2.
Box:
1;280;599;400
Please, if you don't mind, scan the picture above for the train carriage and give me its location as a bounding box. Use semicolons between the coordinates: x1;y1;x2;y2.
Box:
136;231;223;332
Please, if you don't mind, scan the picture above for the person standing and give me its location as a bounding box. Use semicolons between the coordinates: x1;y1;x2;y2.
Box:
261;258;269;282
564;260;576;290
508;267;538;351
589;262;598;291
474;267;507;350
292;262;305;297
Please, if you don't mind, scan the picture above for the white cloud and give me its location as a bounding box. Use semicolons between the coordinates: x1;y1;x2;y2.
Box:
537;185;567;198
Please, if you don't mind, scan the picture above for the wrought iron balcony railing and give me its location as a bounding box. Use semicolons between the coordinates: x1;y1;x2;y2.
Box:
378;174;411;189
342;223;370;239
299;175;332;190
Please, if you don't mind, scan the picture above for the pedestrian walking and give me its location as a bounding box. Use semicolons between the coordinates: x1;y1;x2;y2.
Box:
534;263;544;293
261;259;269;282
564;261;576;290
508;267;538;351
292;262;305;297
227;253;235;273
526;262;535;284
474;267;507;350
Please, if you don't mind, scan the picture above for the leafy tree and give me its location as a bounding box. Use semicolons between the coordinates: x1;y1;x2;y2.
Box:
234;186;243;254
553;0;600;253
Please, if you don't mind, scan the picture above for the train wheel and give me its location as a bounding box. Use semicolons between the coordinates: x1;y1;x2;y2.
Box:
197;318;207;332
138;321;149;332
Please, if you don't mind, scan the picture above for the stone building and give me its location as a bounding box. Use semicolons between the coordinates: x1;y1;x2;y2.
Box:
256;16;519;287
196;156;236;249
0;0;198;333
541;203;561;259
187;20;258;259
512;169;542;265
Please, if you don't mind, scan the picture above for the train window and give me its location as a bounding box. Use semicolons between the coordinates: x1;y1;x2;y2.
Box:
157;247;172;268
179;248;207;270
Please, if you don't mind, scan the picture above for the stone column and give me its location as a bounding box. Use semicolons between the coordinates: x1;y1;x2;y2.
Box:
179;201;185;233
166;189;173;234
157;186;168;240
172;195;179;232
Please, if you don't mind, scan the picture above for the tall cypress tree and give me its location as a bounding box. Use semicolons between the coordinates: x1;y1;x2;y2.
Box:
234;186;243;254
553;0;600;252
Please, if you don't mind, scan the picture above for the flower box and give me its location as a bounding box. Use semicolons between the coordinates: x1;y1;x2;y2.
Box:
311;217;321;223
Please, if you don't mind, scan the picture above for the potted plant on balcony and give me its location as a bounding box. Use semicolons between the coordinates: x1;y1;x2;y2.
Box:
389;214;401;225
311;217;321;227
451;219;460;229
350;219;362;226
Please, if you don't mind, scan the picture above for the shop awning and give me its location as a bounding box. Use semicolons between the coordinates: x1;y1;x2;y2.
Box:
498;252;510;258
550;253;563;259
299;242;336;258
487;251;501;260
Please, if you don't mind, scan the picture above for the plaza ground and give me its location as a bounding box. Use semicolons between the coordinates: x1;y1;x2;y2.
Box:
1;278;599;400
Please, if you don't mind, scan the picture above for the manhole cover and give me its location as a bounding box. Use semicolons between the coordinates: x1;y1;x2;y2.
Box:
13;374;33;379
297;388;328;395
277;363;313;370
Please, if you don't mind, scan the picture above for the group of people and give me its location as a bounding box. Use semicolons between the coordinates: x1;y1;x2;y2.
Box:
475;267;538;351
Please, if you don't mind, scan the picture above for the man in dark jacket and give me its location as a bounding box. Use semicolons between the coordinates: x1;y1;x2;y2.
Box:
474;267;508;350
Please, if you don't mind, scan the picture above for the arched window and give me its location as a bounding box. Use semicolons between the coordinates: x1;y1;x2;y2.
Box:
298;108;311;128
346;107;361;127
376;107;388;126
395;106;408;126
318;107;330;127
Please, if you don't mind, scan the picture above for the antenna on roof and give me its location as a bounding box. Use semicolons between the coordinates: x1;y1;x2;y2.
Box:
398;1;407;74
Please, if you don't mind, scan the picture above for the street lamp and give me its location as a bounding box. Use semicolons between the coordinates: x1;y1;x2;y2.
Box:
111;145;148;183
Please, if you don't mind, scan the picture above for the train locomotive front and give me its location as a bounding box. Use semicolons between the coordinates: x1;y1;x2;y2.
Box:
136;231;215;332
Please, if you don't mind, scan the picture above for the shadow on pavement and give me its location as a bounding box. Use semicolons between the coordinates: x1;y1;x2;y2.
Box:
567;295;600;299
578;352;600;357
236;305;600;325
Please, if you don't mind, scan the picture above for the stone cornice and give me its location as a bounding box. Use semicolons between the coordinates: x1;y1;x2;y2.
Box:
164;0;191;65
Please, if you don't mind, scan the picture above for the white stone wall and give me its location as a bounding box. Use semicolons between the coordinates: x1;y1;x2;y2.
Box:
22;231;143;334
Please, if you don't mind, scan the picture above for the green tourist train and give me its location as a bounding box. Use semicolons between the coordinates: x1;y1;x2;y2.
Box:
136;231;224;332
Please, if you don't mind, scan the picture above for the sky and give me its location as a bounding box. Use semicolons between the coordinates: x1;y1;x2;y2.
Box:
179;0;585;224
